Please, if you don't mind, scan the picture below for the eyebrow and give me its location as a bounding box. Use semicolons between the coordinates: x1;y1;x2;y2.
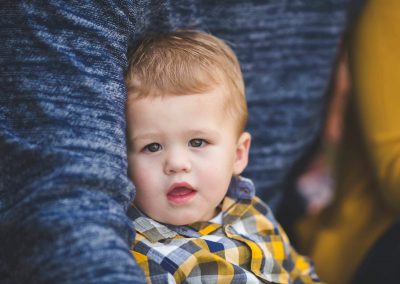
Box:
131;129;220;142
186;129;220;138
130;132;159;142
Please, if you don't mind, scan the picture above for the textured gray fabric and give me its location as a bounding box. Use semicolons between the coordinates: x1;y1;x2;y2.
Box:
0;1;346;283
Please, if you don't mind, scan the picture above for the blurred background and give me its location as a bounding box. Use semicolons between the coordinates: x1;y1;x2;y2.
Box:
276;1;400;283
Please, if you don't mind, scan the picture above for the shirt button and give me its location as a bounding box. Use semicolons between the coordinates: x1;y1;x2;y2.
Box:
239;188;248;193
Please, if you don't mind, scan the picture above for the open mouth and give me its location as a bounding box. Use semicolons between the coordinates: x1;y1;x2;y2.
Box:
167;182;196;204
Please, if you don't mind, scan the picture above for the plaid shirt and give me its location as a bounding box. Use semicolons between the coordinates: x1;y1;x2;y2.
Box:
129;176;320;283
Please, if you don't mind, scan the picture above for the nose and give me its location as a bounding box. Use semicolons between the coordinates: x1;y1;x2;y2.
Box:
163;148;191;175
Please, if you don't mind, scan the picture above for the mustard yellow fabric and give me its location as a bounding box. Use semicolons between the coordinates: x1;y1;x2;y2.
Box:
296;1;400;283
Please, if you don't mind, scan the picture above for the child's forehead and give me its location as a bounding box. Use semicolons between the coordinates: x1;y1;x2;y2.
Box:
128;84;230;108
127;89;236;129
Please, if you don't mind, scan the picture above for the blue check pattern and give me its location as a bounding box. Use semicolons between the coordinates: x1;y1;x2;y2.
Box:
129;176;320;283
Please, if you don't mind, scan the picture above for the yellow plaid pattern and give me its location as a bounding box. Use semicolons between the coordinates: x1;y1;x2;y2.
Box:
129;176;320;283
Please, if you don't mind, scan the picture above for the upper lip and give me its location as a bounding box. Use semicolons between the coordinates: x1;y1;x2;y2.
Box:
167;182;195;194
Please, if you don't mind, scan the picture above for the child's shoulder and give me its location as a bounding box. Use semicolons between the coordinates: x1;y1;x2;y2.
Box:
249;195;273;217
228;175;276;221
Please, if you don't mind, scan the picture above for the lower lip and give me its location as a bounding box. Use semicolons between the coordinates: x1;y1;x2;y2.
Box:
167;189;196;204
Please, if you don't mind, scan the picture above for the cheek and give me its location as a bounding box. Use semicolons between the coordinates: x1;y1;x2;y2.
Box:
205;148;236;173
129;156;154;190
130;160;158;206
197;151;235;184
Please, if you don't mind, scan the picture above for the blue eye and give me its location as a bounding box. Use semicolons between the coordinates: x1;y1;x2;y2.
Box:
189;139;207;148
144;143;162;152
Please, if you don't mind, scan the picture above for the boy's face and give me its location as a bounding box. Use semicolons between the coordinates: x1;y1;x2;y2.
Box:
127;87;250;225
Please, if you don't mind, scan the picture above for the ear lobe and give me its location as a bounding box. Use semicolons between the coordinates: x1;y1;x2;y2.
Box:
233;132;251;175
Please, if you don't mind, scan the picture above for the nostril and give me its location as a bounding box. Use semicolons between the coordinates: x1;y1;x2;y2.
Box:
164;151;191;174
165;163;191;175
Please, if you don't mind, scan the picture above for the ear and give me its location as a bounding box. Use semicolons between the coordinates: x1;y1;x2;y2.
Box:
233;132;251;175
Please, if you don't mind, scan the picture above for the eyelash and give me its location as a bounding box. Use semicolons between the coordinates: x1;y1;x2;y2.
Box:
188;138;208;148
143;143;162;153
142;139;209;153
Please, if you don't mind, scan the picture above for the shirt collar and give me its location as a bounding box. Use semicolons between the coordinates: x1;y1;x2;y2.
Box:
128;206;201;242
129;175;256;242
226;175;255;200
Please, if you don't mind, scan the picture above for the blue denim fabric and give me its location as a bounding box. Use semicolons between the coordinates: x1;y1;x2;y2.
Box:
0;1;346;283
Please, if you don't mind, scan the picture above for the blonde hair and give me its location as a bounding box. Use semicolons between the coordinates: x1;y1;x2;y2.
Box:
125;30;248;134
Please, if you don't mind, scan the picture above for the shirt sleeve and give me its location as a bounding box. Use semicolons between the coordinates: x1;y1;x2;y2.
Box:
351;0;400;211
0;1;144;283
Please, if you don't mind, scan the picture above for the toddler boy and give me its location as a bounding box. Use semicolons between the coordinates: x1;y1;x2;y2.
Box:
125;30;320;283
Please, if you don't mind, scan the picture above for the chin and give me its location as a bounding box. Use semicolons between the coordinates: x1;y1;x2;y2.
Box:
167;219;194;226
152;211;209;226
166;215;202;226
